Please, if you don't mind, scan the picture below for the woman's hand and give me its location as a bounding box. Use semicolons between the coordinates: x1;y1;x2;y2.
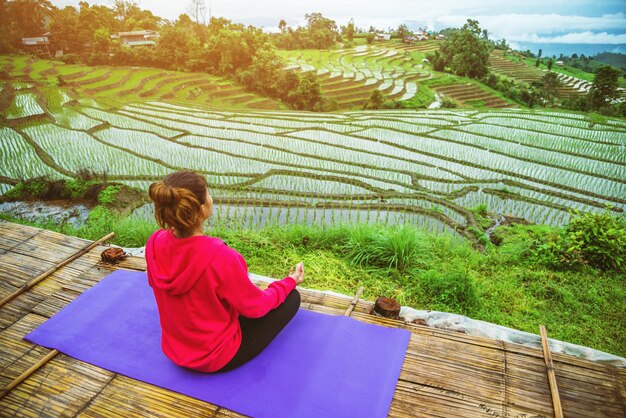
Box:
288;262;304;285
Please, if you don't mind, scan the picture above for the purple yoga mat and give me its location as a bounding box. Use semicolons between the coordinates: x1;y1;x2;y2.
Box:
26;270;410;418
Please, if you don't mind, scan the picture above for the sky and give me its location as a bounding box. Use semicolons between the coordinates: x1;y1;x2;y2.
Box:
56;0;626;54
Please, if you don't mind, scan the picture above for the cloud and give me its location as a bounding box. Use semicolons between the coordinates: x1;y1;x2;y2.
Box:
463;13;626;37
413;13;626;45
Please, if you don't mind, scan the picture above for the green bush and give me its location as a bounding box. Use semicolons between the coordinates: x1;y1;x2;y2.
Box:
532;210;626;271
470;204;492;230
65;179;92;199
4;177;58;199
97;185;121;205
4;182;25;199
531;230;567;267
566;210;626;270
440;97;458;108
419;269;480;314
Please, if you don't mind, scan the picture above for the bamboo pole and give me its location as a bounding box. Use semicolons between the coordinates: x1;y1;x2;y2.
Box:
0;232;115;308
540;325;564;418
0;349;59;399
344;286;364;317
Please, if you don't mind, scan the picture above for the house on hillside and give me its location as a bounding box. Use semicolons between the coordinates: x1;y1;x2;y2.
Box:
375;33;391;41
556;60;564;66
111;30;160;47
403;33;429;44
22;34;51;55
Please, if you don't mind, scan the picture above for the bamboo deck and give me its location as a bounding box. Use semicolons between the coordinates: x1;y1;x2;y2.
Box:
0;220;624;418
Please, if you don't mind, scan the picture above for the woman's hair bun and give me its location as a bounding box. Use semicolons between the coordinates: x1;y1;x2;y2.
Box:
149;171;209;232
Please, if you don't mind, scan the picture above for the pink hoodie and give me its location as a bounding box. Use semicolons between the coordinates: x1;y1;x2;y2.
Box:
145;229;296;372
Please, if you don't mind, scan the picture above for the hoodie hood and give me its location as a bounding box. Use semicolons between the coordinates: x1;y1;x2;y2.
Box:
146;229;225;296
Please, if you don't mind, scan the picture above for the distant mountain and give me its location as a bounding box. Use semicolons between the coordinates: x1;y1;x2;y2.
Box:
594;52;626;71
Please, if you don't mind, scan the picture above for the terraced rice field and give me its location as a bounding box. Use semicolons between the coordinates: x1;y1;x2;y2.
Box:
432;83;512;109
0;55;283;111
489;51;545;84
552;73;626;101
489;51;589;98
1;78;625;240
281;41;440;109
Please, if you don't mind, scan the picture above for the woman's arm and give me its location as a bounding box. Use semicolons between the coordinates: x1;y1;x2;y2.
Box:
215;247;299;318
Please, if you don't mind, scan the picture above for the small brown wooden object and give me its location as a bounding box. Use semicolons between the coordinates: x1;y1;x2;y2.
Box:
101;247;128;264
540;325;564;418
371;297;401;319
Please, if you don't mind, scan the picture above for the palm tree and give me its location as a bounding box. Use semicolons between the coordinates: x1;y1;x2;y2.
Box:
8;0;54;35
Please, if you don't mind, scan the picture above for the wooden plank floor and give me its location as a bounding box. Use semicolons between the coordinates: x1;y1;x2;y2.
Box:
0;220;625;417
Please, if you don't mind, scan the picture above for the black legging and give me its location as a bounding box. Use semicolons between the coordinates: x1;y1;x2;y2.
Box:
218;289;301;372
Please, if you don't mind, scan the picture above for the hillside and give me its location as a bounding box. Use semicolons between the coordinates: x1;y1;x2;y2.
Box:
594;52;626;71
0;55;283;111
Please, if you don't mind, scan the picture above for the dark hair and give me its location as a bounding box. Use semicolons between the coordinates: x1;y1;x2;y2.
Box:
149;171;209;232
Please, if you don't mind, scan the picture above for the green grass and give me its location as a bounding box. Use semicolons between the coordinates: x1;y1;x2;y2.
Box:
81;68;131;90
9;55;28;73
68;67;111;82
3;212;624;358
30;60;55;78
397;83;435;108
422;73;466;87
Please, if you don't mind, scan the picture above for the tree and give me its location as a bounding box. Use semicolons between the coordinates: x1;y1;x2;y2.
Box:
239;44;284;96
431;19;492;79
77;2;117;49
288;71;324;110
396;24;409;40
154;24;200;71
93;27;111;50
546;59;554;70
305;12;337;32
49;6;83;53
535;48;542;67
5;0;54;36
278;19;287;33
304;12;337;49
494;38;509;50
540;72;560;96
0;0;13;52
187;0;206;25
364;89;384;109
366;33;375;44
346;19;355;42
123;6;161;31
587;65;621;110
110;0;138;24
88;27;112;64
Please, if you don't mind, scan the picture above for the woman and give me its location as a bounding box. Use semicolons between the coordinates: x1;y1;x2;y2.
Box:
145;171;303;373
